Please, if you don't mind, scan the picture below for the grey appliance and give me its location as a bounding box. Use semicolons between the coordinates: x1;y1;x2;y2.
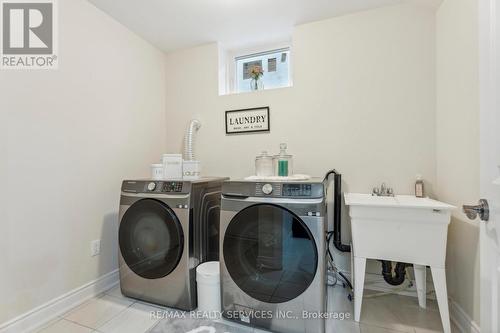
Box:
220;179;327;333
118;177;226;310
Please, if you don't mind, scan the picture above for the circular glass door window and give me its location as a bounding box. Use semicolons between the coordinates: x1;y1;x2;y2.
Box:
119;199;184;279
223;204;318;303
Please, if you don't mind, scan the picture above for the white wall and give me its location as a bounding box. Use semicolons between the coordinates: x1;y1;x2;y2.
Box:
1;0;480;327
0;0;166;325
164;3;437;271
436;0;480;325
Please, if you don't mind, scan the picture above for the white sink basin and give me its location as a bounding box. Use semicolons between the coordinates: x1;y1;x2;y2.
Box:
344;193;456;266
345;193;456;210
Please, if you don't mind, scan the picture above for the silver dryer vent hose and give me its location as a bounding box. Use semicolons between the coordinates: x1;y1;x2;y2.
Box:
183;119;201;161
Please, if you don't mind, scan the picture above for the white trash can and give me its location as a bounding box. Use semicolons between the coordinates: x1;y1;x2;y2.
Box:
196;261;220;314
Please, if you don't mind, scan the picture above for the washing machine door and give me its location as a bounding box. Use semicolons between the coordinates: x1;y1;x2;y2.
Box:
119;198;184;279
223;203;318;303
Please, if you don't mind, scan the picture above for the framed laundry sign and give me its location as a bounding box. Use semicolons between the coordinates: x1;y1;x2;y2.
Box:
225;107;270;134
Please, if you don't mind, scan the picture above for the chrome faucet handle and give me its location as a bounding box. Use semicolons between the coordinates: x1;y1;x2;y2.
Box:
387;188;394;196
372;187;380;196
380;183;387;195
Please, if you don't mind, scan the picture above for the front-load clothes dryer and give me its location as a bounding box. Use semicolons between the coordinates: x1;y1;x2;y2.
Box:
220;179;327;333
118;177;226;310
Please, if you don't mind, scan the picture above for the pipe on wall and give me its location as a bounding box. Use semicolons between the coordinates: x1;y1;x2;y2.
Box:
325;170;351;252
183;119;201;161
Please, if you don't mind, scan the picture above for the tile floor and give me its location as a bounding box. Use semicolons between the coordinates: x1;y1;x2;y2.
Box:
35;284;460;333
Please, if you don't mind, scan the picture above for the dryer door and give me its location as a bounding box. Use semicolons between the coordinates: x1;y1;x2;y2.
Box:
119;198;184;279
223;203;318;303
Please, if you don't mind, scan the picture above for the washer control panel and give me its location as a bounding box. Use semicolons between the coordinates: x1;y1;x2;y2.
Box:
255;183;315;197
223;180;325;199
282;184;312;197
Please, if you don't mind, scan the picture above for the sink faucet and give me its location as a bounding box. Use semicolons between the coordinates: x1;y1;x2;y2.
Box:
372;183;394;197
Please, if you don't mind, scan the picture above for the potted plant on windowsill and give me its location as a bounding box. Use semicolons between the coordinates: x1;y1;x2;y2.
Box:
249;65;264;91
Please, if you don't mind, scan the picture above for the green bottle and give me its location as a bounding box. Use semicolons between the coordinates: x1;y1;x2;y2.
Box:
276;143;292;177
278;159;289;177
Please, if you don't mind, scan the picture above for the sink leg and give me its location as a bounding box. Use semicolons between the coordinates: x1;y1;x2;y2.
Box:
414;264;427;309
431;267;451;333
353;256;366;322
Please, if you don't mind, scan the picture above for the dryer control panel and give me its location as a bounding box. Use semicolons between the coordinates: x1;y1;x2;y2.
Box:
121;180;188;194
162;181;183;193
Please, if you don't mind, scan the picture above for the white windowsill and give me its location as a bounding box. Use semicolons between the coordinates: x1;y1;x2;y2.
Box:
219;84;293;97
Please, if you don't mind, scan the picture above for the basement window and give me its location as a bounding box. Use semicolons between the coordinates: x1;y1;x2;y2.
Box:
234;47;291;93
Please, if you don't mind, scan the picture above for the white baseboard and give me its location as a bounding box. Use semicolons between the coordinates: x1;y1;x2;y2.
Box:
449;300;480;333
0;269;119;333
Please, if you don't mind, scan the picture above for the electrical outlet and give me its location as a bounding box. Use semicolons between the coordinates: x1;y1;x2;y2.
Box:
90;239;101;257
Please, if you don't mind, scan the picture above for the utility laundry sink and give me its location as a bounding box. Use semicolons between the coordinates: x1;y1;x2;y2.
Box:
344;193;455;333
346;193;455;209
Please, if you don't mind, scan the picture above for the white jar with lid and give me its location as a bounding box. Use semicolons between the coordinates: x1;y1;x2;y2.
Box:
162;154;183;180
151;163;164;180
255;151;274;177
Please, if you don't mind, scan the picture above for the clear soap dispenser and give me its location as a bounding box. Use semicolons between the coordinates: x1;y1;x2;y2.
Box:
274;143;293;177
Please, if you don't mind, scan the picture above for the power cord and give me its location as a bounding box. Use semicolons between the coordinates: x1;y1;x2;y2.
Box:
326;231;354;301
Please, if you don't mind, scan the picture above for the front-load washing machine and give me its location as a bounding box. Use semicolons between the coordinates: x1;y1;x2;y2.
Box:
220;179;327;333
118;177;226;310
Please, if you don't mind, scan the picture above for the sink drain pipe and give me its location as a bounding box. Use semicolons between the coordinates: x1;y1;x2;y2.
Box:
380;261;408;286
325;169;408;286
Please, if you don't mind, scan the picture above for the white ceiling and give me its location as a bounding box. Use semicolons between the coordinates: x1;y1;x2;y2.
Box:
87;0;437;53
